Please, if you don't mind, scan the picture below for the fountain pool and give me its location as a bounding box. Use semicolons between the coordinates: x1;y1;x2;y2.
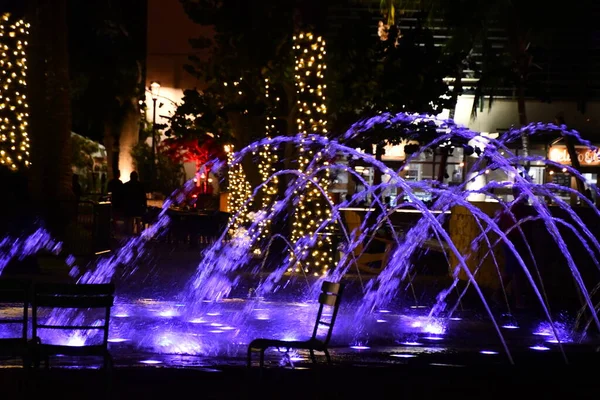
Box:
2;112;600;368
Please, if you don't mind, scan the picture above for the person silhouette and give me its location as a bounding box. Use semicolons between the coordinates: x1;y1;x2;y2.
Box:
107;170;123;207
107;170;124;233
122;171;147;235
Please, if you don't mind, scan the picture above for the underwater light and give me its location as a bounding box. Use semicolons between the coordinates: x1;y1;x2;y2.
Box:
350;345;370;350
188;318;205;324
533;331;552;336
401;341;422;346
502;325;519;329
391;354;416;358
480;350;499;355
530;345;550;351
158;310;178;317
376;319;387;323
140;360;162;365
107;338;129;343
65;337;86;347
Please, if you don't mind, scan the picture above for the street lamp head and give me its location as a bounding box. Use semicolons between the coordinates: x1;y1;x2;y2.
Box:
150;81;161;100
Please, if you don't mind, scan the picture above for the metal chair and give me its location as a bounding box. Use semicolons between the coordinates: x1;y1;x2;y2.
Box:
0;279;31;367
31;282;115;369
247;281;344;368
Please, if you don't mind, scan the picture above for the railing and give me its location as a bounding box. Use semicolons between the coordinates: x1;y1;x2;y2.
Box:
64;200;112;256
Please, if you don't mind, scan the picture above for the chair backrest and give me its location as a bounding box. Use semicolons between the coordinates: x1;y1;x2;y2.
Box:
311;281;344;345
33;283;115;308
32;283;115;346
342;210;364;254
0;279;30;342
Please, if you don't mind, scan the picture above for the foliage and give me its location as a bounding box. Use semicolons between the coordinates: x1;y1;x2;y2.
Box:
390;0;561;118
176;0;302;143
179;0;458;153
166;89;232;144
70;133;107;194
71;133;101;172
162;135;226;172
328;11;453;151
68;0;144;142
131;141;185;196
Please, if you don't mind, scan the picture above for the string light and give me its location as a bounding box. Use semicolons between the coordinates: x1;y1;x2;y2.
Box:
225;144;252;234
254;77;280;244
290;32;333;276
0;13;29;170
222;77;253;234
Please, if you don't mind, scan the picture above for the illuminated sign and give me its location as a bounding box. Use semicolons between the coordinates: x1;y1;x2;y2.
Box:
548;145;600;166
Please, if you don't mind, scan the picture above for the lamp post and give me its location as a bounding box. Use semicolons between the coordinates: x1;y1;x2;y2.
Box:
149;81;161;187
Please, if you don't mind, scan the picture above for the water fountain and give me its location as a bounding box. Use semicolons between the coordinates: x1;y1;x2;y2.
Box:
1;112;600;368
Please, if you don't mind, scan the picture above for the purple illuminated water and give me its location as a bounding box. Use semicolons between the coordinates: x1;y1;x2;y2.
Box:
1;112;600;367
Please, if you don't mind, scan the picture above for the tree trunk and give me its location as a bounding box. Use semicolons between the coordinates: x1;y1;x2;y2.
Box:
104;119;117;182
117;97;140;181
441;64;461;184
365;144;385;227
436;147;449;183
27;0;73;238
227;112;262;191
373;144;385;200
556;115;586;200
517;84;530;171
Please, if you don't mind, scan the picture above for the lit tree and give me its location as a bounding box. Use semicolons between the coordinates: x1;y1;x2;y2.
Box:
162;136;225;174
225;144;252;233
289;32;333;276
0;13;29;171
253;77;281;245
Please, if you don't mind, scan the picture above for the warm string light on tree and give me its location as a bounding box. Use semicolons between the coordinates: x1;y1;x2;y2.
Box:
254;77;280;243
0;13;29;170
222;77;254;234
225;144;252;234
290;32;333;276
